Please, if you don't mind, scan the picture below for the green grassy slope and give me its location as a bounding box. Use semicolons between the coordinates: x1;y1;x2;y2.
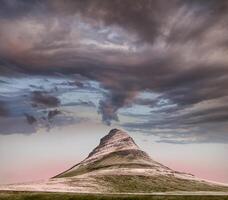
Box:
97;175;228;193
0;191;228;200
55;149;228;193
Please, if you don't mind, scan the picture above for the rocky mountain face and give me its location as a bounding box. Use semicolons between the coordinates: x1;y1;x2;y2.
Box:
54;128;165;178
1;129;228;193
86;128;141;162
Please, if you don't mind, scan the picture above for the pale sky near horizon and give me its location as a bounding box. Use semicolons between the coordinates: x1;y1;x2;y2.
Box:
0;123;227;184
0;0;228;184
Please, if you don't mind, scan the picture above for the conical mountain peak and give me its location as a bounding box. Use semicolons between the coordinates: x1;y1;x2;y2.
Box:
55;129;154;178
98;128;137;148
3;129;228;193
84;129;139;163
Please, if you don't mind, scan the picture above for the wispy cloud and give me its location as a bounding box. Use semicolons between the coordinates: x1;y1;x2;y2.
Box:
0;0;228;143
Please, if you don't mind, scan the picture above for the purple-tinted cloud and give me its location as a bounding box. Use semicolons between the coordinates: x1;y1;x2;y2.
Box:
0;0;228;142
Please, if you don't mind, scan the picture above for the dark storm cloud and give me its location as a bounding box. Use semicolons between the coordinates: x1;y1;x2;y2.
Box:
0;75;87;134
0;101;8;116
24;113;37;124
0;0;228;142
47;109;61;120
0;0;166;43
0;0;227;47
31;91;60;107
47;0;228;45
0;0;42;19
59;0;165;44
98;89;137;125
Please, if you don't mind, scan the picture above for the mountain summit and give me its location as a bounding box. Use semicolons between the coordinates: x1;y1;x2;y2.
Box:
1;129;228;193
55;128;162;178
85;128;140;163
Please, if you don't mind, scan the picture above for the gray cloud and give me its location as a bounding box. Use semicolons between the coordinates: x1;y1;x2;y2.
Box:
0;75;90;134
31;91;60;107
24;113;37;124
0;101;8;116
0;116;37;135
47;109;61;120
63;100;96;108
0;0;228;142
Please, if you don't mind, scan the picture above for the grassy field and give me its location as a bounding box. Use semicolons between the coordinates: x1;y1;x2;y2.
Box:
96;175;228;193
0;191;228;200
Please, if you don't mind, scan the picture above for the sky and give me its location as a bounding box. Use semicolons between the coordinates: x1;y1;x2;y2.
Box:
0;0;228;184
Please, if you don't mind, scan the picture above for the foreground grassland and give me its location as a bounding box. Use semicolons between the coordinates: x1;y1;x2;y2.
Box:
96;175;228;193
0;191;228;200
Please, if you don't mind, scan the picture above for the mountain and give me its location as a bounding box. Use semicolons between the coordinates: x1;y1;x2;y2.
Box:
54;128;164;178
1;129;228;193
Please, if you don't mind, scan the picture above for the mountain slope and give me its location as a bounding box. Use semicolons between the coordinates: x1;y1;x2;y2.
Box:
54;128;165;178
51;129;228;193
1;129;228;193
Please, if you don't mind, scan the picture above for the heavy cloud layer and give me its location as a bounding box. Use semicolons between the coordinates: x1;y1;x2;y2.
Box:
0;0;228;143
